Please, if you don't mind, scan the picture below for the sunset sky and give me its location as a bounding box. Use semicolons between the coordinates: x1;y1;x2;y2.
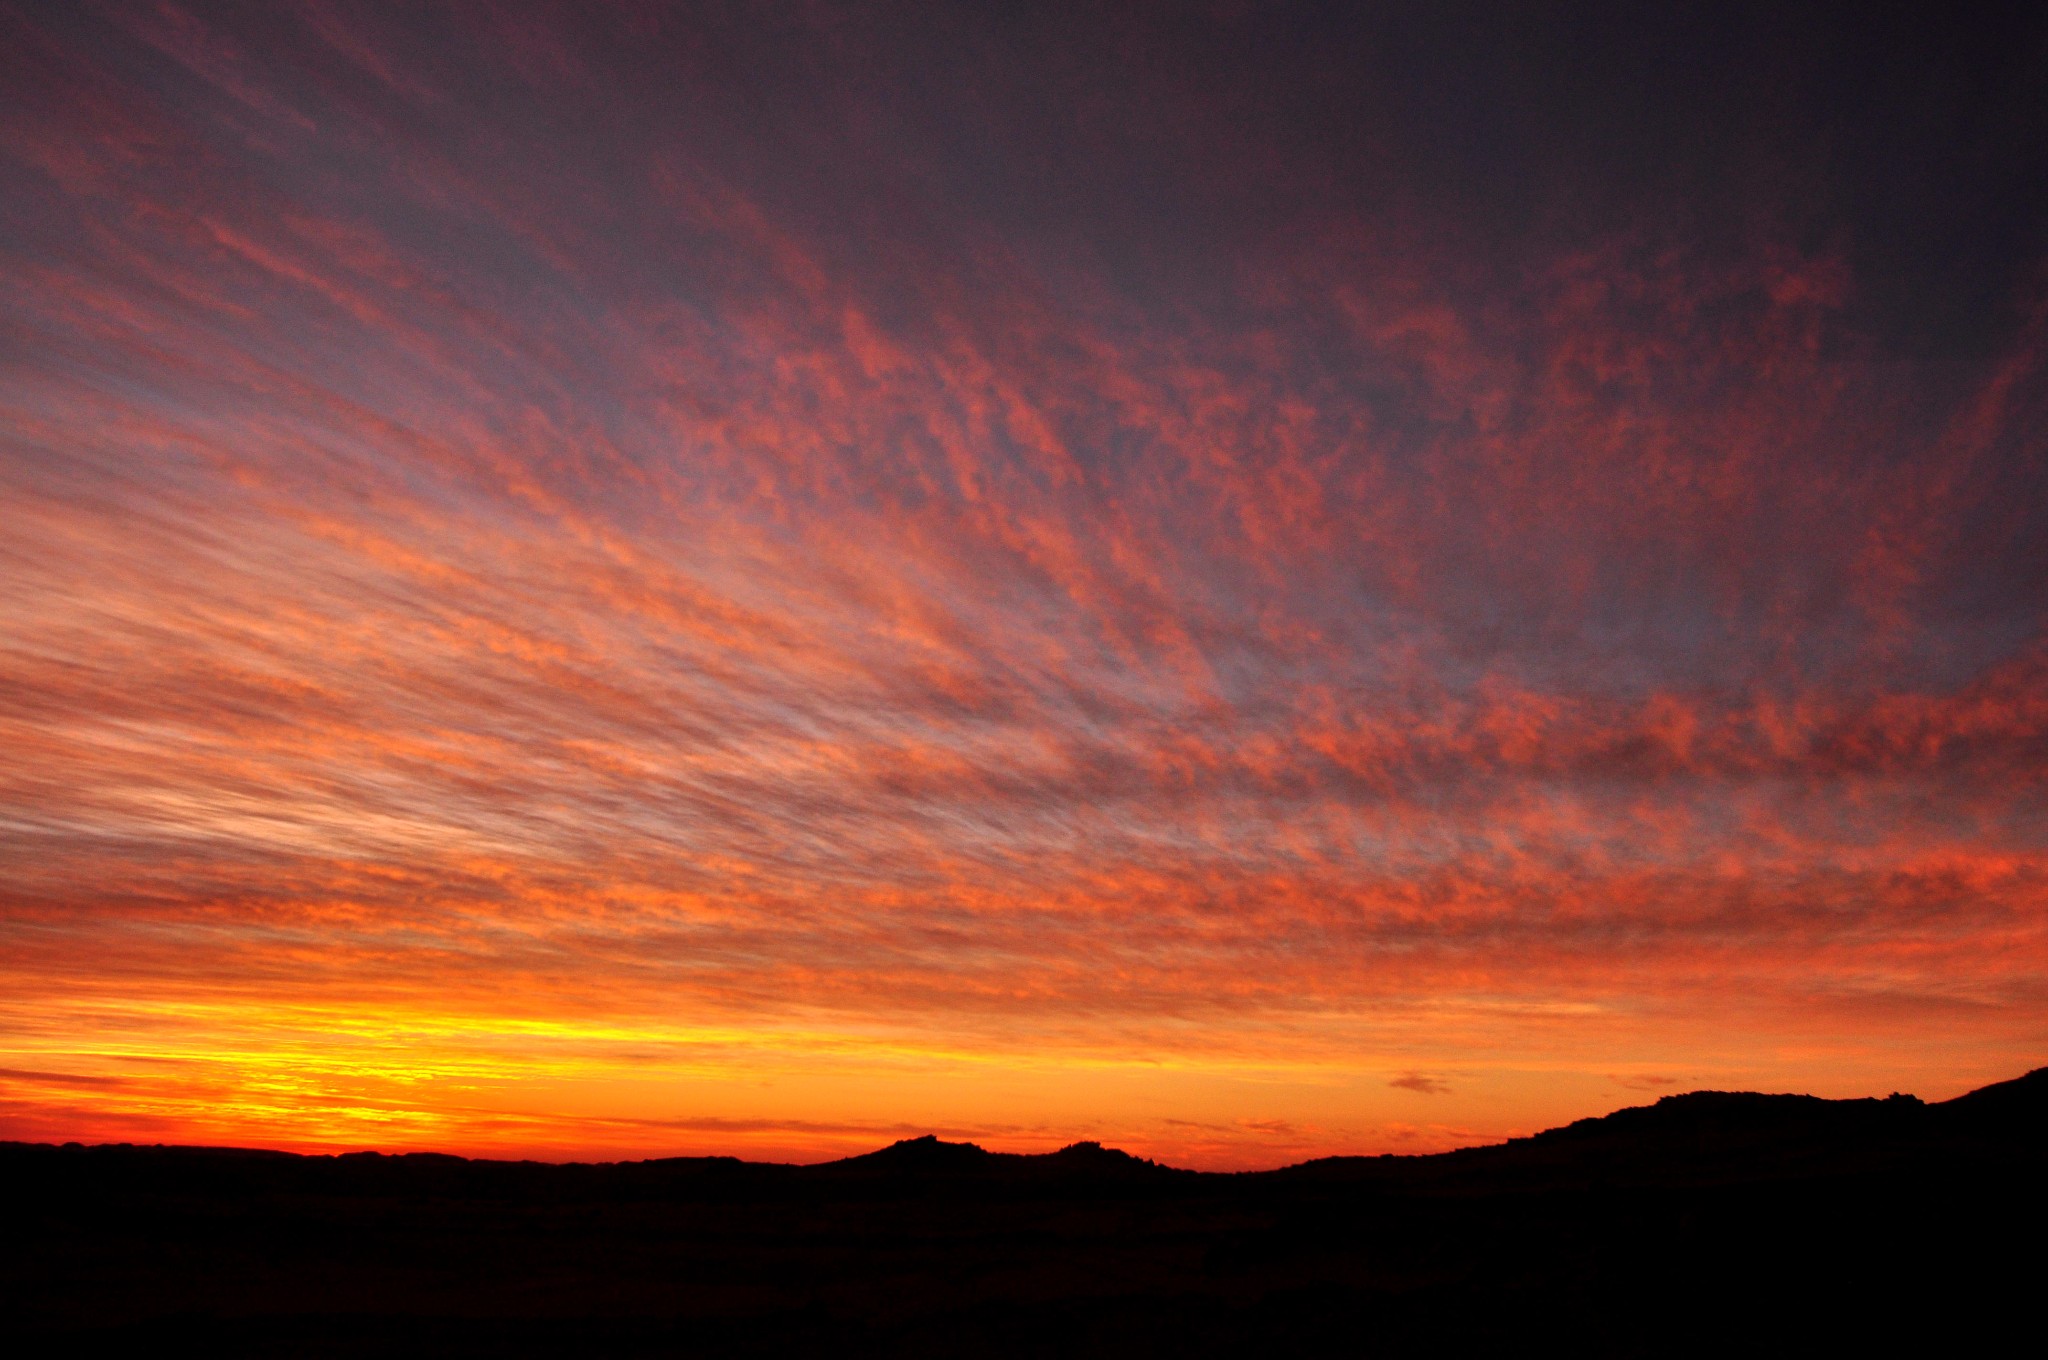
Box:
2;2;2045;1168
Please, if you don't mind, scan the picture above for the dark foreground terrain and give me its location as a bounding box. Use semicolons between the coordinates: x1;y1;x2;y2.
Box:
7;1069;2045;1355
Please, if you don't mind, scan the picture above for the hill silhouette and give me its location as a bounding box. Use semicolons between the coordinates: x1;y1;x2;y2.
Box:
6;1069;2043;1354
817;1134;1179;1187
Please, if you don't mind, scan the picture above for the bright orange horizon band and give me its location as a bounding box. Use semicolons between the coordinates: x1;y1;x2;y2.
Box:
2;3;2044;1171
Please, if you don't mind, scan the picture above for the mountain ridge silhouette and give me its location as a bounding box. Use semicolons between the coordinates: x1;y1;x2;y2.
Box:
8;1065;2043;1354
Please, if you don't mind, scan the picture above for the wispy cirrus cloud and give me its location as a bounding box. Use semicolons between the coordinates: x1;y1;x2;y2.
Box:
1;1;2043;1166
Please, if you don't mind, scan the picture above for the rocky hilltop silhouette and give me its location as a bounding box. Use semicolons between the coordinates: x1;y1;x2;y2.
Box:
7;1068;2043;1354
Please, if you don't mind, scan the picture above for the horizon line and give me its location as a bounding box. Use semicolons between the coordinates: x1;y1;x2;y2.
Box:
13;1064;2038;1175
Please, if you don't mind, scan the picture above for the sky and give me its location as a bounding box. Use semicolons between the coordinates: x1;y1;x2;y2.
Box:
1;1;2045;1169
